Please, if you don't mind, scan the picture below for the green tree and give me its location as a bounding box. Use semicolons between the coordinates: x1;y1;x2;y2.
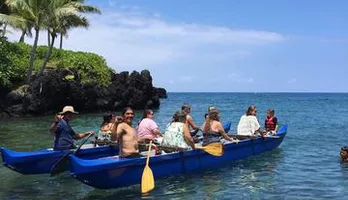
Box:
0;0;10;37
39;0;100;76
58;0;101;49
0;0;100;83
0;0;49;83
0;0;32;42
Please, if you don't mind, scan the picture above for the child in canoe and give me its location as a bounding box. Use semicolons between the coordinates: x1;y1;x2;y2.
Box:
264;108;279;135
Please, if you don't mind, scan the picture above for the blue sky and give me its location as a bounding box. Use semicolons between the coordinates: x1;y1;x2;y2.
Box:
8;0;348;92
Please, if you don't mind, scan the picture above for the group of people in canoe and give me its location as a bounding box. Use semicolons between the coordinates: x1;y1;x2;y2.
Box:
50;104;279;158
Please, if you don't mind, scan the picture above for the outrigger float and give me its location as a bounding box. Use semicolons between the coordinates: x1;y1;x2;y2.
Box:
0;145;119;175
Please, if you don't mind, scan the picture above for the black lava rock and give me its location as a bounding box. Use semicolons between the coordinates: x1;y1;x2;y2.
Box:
0;69;167;117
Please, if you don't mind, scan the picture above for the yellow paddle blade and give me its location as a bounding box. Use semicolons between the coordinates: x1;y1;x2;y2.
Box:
200;142;224;156
141;165;155;193
141;140;155;194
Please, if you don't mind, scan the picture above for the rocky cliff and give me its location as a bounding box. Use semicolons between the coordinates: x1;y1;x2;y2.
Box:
0;69;167;118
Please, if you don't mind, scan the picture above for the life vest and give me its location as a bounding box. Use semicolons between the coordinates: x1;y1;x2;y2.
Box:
265;116;276;131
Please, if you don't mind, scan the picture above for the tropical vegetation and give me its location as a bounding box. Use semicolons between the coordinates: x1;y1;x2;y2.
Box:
0;0;102;85
0;37;113;91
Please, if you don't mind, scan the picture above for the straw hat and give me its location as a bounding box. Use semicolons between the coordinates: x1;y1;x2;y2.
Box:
59;106;79;115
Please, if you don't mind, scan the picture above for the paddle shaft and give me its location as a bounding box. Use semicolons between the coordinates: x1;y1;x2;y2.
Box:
146;140;153;166
73;132;94;154
50;132;94;175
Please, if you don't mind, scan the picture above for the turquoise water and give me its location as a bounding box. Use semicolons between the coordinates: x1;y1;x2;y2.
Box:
1;93;348;199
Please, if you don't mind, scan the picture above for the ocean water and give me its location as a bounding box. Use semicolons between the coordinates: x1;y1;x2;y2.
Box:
1;92;348;200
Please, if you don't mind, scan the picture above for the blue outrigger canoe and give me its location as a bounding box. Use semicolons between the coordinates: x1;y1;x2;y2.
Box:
0;121;234;175
69;125;287;189
0;145;119;174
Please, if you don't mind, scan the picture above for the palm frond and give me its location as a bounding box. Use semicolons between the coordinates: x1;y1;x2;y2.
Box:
0;13;27;28
76;5;101;14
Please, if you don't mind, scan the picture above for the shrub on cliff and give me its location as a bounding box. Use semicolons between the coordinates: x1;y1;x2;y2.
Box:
0;37;28;90
54;50;113;87
35;45;113;86
0;37;112;91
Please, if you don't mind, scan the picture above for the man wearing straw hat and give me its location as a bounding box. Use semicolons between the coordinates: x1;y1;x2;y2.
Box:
53;106;94;150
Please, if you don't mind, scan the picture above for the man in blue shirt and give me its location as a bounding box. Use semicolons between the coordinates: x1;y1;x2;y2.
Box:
54;106;94;150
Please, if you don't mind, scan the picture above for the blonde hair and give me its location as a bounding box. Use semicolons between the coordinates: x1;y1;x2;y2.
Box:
203;109;220;133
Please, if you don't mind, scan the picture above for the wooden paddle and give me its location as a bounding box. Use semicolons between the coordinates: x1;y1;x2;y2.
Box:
50;132;94;175
141;140;155;194
195;142;224;156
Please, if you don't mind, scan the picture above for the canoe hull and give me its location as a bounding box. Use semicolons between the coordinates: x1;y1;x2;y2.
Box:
0;145;118;175
70;125;287;189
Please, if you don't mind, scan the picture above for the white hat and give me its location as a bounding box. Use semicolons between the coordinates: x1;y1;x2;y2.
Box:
59;106;79;114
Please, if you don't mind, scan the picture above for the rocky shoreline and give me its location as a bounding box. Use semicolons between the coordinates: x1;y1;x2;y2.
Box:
0;69;167;118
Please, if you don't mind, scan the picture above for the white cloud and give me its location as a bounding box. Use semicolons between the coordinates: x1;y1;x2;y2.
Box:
5;5;286;91
77;10;284;70
86;11;284;45
6;6;284;71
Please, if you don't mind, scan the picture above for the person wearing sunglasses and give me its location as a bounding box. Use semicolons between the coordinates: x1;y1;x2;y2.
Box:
136;109;162;142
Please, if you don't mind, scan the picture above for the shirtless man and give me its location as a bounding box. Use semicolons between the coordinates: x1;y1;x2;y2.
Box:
182;103;201;136
112;107;140;158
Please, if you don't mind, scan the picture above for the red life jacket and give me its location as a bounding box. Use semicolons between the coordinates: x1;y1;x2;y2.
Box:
265;116;276;131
